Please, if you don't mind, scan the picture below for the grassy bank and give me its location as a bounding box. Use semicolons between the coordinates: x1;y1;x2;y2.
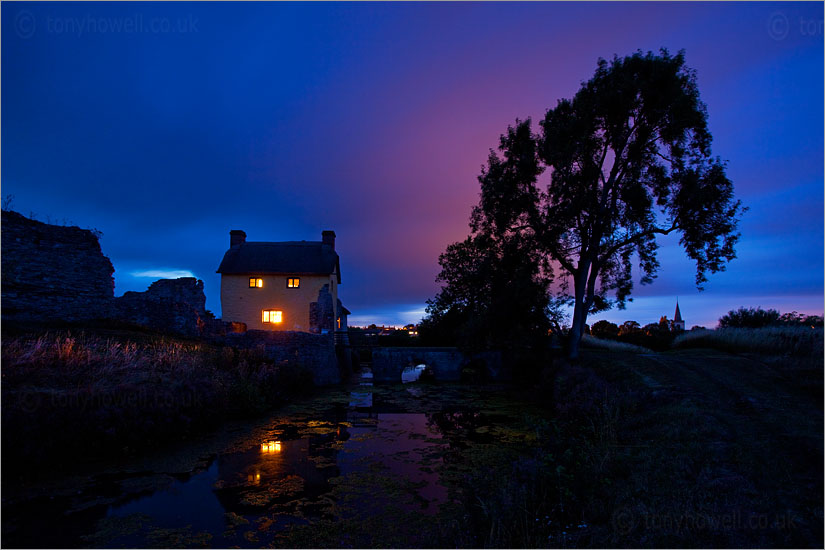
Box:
1;330;314;475
453;347;822;547
673;326;823;396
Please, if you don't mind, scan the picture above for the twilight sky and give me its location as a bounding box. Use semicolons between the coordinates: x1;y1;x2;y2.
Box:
3;1;823;328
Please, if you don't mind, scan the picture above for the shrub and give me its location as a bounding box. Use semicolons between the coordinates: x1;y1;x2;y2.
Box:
779;311;824;328
718;307;780;328
591;320;619;340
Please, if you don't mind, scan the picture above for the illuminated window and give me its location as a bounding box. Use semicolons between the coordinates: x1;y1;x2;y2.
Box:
249;278;263;288
262;310;283;323
287;277;300;288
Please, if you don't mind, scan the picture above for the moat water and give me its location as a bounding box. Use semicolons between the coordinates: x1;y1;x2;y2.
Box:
4;367;547;548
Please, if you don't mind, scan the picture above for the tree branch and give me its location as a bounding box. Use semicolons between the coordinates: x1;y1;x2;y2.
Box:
652;149;673;163
601;221;680;260
545;241;577;274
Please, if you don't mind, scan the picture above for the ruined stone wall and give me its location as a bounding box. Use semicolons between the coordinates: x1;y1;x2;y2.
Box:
1;210;115;322
1;211;209;337
226;330;341;385
114;278;207;338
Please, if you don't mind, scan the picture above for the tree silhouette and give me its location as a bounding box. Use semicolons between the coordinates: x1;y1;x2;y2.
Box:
540;49;744;358
428;49;744;360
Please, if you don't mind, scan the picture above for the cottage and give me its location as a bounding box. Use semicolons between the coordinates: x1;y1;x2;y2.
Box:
216;229;349;333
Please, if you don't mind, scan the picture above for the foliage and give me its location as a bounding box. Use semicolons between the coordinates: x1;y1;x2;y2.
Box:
718;306;823;329
538;49;744;357
591;319;619;340
618;320;641;336
778;311;824;327
425;50;744;359
590;316;679;351
423;121;552;354
718;306;780;328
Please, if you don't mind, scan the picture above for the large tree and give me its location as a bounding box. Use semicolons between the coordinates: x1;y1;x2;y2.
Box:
539;50;744;358
427;49;744;360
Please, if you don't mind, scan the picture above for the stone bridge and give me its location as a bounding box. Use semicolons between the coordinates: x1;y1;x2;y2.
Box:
371;347;506;383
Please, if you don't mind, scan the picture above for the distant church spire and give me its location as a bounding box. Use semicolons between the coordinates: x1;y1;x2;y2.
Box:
673;299;685;330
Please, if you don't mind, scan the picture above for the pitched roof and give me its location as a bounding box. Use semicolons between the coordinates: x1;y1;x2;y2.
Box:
216;241;341;282
674;301;683;322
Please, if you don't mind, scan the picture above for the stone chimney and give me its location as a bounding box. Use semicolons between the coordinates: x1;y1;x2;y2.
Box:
230;230;246;248
322;230;336;250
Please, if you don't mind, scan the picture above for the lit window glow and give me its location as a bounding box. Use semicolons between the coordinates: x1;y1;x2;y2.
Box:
287;277;300;288
262;310;283;324
249;278;263;288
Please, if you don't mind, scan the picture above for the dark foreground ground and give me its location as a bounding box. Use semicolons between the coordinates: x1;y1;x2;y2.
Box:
2;331;822;548
561;348;823;547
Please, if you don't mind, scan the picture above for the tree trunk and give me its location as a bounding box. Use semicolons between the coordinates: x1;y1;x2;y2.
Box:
567;266;590;360
568;312;583;360
568;299;590;360
568;257;598;360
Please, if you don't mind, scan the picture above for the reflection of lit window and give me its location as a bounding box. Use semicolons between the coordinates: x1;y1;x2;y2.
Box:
287;277;300;288
249;278;263;288
262;310;283;323
261;440;282;452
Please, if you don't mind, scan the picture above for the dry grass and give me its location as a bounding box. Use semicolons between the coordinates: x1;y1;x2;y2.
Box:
2;333;212;385
581;333;651;353
673;326;823;359
1;331;313;473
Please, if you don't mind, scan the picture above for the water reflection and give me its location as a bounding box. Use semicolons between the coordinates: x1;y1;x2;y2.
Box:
261;440;282;452
402;363;427;384
98;367;449;546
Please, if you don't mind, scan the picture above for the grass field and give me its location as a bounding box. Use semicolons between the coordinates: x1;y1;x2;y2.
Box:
548;346;824;547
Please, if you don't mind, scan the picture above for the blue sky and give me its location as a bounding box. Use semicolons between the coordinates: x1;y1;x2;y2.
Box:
3;2;823;328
